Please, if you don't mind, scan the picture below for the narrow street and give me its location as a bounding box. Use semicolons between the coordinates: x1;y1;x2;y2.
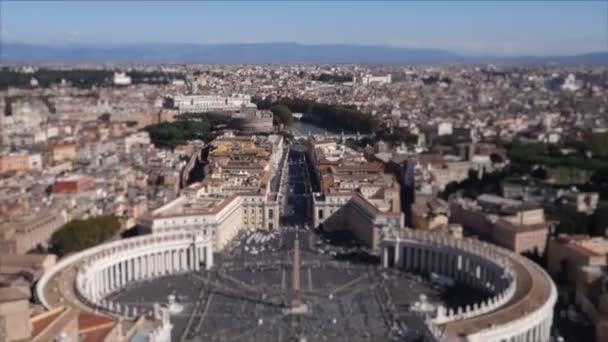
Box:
279;141;313;227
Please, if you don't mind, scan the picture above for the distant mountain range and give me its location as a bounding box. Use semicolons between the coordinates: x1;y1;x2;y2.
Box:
1;42;607;65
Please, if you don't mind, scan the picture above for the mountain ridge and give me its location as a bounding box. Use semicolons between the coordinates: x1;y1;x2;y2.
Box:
1;42;606;65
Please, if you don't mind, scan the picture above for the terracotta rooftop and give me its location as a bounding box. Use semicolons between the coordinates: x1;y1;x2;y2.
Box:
31;307;79;342
78;311;116;332
31;307;66;338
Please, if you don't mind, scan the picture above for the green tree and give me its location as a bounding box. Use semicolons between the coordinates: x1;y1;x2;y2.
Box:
268;98;380;133
377;127;418;145
585;132;608;158
490;153;504;164
271;104;294;127
531;167;548;180
50;215;121;256
144;112;227;148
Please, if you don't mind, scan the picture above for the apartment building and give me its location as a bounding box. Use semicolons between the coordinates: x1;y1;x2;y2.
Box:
308;137;404;250
548;235;608;287
138;133;282;251
410;198;449;231
166;94;256;114
450;194;549;254
0;153;29;174
52;175;96;194
0;209;69;254
51;142;77;163
548;235;608;341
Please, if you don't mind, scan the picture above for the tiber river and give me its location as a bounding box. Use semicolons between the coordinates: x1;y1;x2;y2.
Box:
289;121;333;136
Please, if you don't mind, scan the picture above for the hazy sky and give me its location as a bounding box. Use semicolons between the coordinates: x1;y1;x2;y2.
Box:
1;1;606;55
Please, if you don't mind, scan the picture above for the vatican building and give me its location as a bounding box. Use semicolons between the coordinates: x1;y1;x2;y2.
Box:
34;135;557;342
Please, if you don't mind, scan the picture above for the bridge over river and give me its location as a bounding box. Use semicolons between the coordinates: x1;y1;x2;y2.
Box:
290;121;372;140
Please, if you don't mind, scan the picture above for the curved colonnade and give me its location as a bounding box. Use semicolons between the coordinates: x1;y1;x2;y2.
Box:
35;227;556;342
36;230;213;319
381;229;557;342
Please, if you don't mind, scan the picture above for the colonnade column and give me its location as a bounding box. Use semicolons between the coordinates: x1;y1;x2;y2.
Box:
165;251;170;274
102;269;106;296
154;253;159;276
95;272;103;298
143;255;149;279
102;268;107;295
395;242;401;268
114;264;118;289
159;252;164;275
181;249;187;271
149;253;154;277
167;251;171;273
164;251;168;273
92;274;98;301
106;267;110;294
206;246;213;269
109;266;114;292
131;258;136;280
172;251;176;272
139;257;145;280
120;262;126;287
136;256;142;280
96;272;101;300
154;252;159;276
382;247;389;268
193;245;200;271
159;252;165;275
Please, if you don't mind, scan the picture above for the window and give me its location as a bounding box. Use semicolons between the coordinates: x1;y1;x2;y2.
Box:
268;209;274;219
318;209;324;219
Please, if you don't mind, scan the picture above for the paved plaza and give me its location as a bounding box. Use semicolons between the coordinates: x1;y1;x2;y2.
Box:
110;227;490;342
109;146;490;341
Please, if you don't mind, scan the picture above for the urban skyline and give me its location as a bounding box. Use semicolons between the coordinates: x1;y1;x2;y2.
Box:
1;2;608;342
1;1;607;55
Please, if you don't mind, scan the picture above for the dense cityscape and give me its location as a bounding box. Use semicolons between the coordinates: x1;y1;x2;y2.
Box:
1;1;607;342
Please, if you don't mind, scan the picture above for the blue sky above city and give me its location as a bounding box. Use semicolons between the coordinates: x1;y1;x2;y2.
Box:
1;1;606;56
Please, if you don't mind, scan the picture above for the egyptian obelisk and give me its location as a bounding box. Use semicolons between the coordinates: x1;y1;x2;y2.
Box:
292;233;302;307
287;232;308;314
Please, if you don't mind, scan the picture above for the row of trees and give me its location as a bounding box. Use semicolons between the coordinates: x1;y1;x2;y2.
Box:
0;68;185;90
256;97;380;133
313;73;353;83
508;142;608;171
584;131;608;158
550;206;608;237
144;112;228;148
50;216;121;256
0;69;113;89
440;169;509;200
